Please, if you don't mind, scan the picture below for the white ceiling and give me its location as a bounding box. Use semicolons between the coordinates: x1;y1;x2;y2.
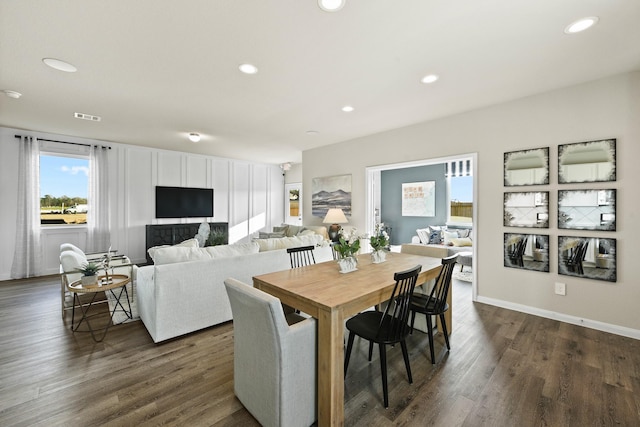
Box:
1;1;639;164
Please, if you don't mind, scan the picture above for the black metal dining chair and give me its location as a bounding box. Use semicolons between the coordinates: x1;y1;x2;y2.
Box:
409;254;458;364
287;245;316;268
344;265;422;408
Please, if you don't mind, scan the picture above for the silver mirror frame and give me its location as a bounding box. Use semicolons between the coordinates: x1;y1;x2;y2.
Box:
558;139;616;184
504;233;549;272
504;147;549;186
558;236;616;282
504;192;549;228
558;189;616;231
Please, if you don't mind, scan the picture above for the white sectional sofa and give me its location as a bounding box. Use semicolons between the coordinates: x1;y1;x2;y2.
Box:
136;238;332;343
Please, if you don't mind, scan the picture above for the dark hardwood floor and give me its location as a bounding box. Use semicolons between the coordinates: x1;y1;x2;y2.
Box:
1;275;639;426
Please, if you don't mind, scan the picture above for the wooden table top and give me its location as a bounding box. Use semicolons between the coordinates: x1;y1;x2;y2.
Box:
68;274;130;293
253;251;442;318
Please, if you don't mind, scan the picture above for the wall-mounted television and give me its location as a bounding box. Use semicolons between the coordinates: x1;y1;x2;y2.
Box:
155;186;213;218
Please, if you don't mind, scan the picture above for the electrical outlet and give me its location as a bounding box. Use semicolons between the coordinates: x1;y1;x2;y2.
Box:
555;282;566;296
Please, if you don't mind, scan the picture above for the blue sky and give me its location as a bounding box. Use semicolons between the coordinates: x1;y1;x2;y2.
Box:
40;155;88;198
450;176;473;202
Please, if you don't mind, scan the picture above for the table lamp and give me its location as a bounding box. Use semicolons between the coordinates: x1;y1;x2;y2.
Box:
323;208;348;242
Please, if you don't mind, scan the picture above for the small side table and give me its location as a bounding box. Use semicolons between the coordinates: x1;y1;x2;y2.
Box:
68;274;133;342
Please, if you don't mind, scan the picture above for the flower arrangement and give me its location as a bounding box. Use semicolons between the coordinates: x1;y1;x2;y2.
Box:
369;223;389;252
333;228;361;259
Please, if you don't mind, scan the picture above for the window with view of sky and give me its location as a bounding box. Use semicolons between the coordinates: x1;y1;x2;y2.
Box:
40;155;89;224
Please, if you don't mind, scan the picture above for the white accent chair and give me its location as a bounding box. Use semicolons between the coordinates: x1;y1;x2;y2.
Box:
59;244;132;318
224;278;317;427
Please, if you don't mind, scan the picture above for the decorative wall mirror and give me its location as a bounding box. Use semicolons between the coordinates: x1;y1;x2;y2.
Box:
558;138;616;183
558;236;616;282
504;147;549;186
504;233;549;272
504;192;549;228
558;189;616;231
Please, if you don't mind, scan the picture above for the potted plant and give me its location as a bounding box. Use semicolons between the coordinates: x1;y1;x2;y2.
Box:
334;228;361;273
369;223;389;263
77;262;101;286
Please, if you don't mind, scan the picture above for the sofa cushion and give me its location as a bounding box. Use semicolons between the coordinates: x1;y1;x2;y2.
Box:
152;246;213;265
253;234;324;252
205;242;260;258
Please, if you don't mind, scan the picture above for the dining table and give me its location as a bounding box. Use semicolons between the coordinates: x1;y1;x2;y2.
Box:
253;250;445;427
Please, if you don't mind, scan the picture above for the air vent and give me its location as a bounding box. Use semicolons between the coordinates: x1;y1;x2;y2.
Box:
74;112;101;122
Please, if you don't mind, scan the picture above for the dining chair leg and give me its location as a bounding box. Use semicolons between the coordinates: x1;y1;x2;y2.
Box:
439;313;451;351
400;340;413;383
344;331;356;377
426;313;436;364
409;311;416;334
379;343;389;408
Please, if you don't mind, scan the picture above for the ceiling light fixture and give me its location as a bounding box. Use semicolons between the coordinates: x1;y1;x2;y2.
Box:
306;130;319;135
239;63;258;74
342;105;354;112
42;58;77;72
188;133;201;143
564;17;599;34
318;0;345;12
421;74;439;84
3;90;22;99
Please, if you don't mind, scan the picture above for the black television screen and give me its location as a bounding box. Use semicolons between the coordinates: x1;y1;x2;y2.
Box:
155;186;213;218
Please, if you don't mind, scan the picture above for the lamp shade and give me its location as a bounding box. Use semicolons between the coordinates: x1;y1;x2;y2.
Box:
323;208;348;224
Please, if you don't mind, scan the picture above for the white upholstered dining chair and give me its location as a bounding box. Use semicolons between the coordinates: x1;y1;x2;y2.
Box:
224;278;317;427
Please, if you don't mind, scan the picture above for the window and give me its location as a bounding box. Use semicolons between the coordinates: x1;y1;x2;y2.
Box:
40;154;89;225
446;159;473;224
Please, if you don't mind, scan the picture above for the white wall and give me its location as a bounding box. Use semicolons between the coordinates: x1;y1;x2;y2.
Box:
302;71;640;336
0;127;284;279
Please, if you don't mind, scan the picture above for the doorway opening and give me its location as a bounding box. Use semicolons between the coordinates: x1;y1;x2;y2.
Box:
365;153;478;301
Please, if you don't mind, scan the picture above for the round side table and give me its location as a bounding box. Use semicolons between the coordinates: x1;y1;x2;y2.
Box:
68;274;132;342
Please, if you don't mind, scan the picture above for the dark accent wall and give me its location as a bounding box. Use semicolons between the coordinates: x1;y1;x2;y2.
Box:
381;164;447;244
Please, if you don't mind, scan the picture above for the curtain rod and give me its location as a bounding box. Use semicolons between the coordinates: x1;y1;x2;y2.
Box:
14;134;111;149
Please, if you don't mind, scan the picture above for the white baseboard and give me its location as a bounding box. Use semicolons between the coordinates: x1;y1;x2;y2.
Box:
476;295;640;340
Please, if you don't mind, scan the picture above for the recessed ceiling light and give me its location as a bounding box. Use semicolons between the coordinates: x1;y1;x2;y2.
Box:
342;105;354;112
2;90;22;99
306;130;319;136
239;63;258;74
421;74;439;84
564;17;599;34
318;0;345;12
188;133;201;143
42;58;77;72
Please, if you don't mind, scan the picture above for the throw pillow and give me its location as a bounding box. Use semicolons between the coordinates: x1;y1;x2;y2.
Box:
451;237;473;247
273;225;289;234
456;229;470;238
285;224;304;237
148;238;199;263
416;228;430;245
258;231;285;239
443;230;458;246
428;225;447;244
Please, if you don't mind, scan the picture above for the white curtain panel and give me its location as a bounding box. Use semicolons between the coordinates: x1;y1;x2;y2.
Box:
11;136;43;279
87;145;110;252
